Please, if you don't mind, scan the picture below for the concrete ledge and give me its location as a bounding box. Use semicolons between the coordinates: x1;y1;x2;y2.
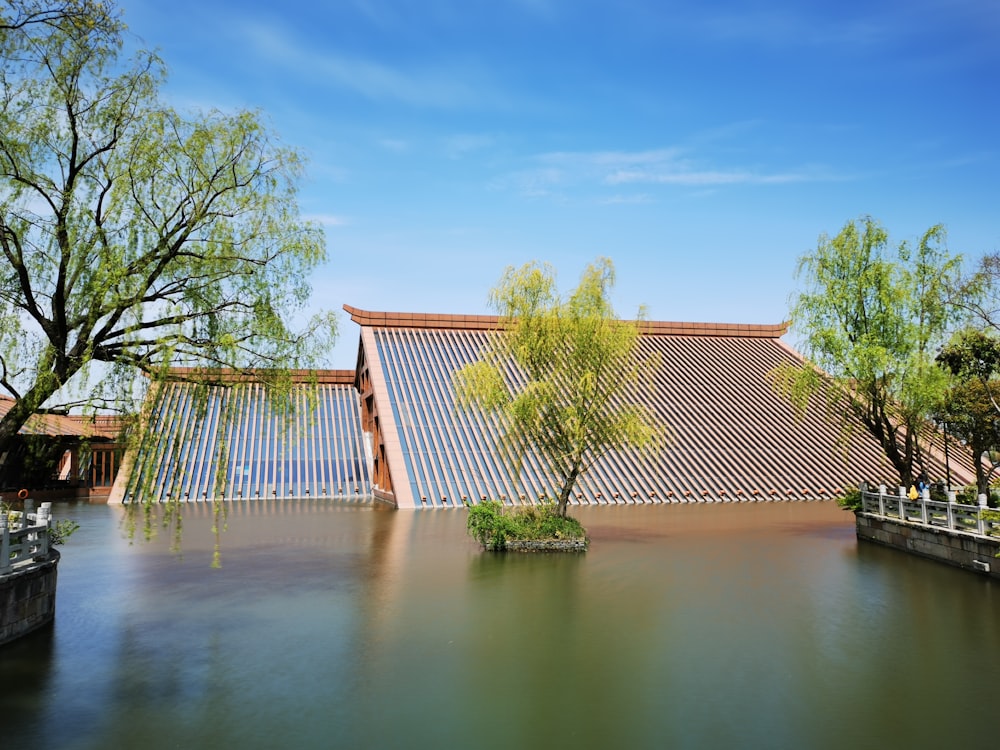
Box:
0;549;60;647
856;512;1000;579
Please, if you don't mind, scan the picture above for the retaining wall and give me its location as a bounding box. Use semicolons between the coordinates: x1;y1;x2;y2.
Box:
0;550;60;646
856;512;1000;579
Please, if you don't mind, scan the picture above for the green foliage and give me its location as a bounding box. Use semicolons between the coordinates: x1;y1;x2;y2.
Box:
935;329;1000;495
466;499;587;551
937;329;1000;382
50;518;80;545
836;486;863;512
454;258;664;517
955;484;977;504
981;509;1000;538
928;484;948;502
777;216;963;486
951;484;1000;507
0;0;335;472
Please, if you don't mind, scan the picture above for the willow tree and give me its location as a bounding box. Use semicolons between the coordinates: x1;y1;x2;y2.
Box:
454;258;663;518
0;0;104;30
0;1;334;465
775;217;962;487
936;329;1000;494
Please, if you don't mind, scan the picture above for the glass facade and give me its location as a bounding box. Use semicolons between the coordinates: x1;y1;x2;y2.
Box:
123;381;371;503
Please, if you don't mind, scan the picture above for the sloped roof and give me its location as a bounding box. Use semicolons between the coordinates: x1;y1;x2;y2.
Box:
348;305;973;508
0;396;120;439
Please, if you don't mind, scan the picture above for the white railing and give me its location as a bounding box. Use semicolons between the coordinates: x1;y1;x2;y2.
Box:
0;502;53;575
860;486;1000;538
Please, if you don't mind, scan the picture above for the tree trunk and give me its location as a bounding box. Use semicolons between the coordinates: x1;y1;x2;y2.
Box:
974;447;988;496
556;464;581;517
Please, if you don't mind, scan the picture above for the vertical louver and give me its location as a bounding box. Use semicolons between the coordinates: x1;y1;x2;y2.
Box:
344;306;973;508
121;379;371;503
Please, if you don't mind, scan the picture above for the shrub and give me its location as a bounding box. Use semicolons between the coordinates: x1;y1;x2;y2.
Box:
836;486;863;511
465;500;587;551
50;519;80;545
982;509;1000;538
956;485;977;504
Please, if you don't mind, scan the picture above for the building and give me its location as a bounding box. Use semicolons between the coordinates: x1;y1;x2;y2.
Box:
108;305;973;507
0;396;122;501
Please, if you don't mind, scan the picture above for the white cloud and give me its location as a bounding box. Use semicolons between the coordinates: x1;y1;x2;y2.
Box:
378;138;409;152
498;146;838;197
305;213;350;227
599;193;654;205
238;21;511;110
606;167;811;186
442;133;496;159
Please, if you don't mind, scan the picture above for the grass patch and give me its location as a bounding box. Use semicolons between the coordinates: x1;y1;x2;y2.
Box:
466;500;588;551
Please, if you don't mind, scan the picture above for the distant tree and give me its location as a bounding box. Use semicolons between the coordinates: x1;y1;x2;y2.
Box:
0;0;334;469
951;253;1000;347
936;329;1000;494
453;258;664;518
775;217;962;487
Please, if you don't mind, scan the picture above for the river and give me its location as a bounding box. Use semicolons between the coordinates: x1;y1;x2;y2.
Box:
2;500;998;749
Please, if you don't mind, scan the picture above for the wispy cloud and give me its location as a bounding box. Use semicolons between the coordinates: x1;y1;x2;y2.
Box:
442;133;496;159
305;213;350;227
378;138;409;152
607;167;811;186
599;193;654;205
498;147;839;198
238;21;512;110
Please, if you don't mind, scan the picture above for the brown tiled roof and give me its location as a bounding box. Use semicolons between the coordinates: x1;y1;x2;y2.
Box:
348;306;973;508
343;303;789;338
163;367;356;385
0;397;120;439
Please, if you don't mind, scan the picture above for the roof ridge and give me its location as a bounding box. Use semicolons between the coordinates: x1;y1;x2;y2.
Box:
161;367;356;385
343;303;789;338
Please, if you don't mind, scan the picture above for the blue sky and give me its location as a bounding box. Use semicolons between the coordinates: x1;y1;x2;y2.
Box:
121;0;999;367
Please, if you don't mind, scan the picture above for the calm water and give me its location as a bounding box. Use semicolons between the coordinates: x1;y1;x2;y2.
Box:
2;500;998;749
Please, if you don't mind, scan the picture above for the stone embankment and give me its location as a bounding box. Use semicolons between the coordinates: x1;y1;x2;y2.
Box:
1;503;60;646
503;538;589;552
856;487;1000;579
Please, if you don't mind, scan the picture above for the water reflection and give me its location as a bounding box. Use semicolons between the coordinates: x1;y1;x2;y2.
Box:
2;500;998;749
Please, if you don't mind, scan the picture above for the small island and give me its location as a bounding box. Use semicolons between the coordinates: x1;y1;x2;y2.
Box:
466;500;589;552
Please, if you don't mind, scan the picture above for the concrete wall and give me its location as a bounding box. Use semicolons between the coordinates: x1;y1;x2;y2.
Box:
856;513;1000;579
0;550;60;646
